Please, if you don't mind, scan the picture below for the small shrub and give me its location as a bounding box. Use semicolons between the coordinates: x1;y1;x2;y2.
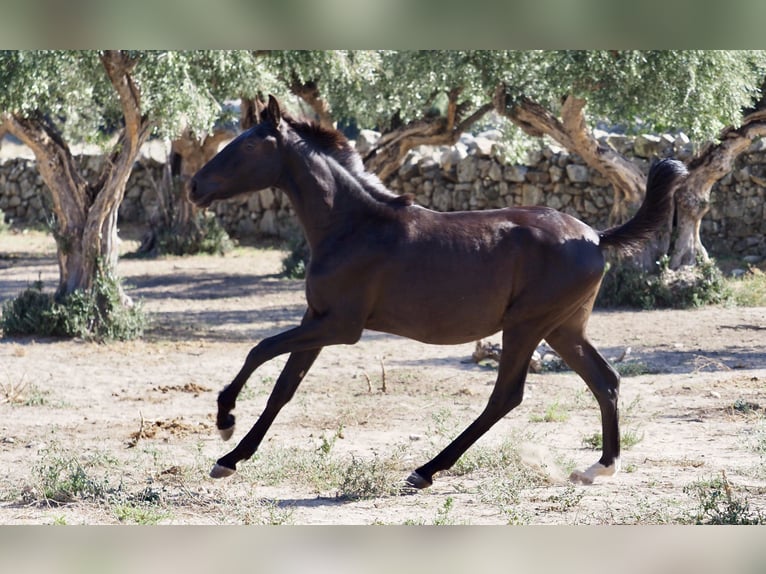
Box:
582;427;643;450
32;444;113;504
113;503;169;524
1;266;145;341
0;209;9;233
153;212;233;256
729;266;766;307
683;472;764;525
530;401;570;423
281;234;310;279
135;174;233;257
615;361;654;377
336;454;402;500
597;256;730;309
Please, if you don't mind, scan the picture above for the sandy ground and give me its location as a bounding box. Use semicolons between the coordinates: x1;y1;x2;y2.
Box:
0;229;765;525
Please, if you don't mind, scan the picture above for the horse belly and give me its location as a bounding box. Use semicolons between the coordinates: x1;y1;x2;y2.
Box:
365;274;510;345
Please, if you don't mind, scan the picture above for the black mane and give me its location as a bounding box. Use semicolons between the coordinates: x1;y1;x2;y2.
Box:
285;116;414;208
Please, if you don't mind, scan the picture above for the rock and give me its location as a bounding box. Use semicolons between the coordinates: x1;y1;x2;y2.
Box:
457;157;478;183
633;134;663;158
354;129;380;155
565;164;589;183
504;165;527;183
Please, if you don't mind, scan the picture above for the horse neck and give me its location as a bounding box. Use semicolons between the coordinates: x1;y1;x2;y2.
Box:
279;144;379;250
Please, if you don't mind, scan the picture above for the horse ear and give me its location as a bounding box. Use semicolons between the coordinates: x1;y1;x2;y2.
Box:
266;95;282;128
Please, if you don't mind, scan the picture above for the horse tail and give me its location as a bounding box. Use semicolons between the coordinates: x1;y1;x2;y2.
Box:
598;158;688;254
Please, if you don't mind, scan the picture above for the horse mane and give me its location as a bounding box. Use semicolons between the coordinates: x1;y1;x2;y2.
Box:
284;116;414;209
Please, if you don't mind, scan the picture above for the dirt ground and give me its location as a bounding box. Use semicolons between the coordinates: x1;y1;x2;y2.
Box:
0;229;765;525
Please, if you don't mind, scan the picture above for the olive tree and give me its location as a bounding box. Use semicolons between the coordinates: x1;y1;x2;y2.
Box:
300;50;766;270
138;50;275;255
492;50;766;268
0;50;226;310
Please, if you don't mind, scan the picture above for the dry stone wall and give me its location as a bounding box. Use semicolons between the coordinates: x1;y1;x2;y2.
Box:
1;132;764;260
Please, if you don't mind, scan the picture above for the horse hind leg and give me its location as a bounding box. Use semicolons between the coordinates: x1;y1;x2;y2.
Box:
407;329;543;489
546;326;621;485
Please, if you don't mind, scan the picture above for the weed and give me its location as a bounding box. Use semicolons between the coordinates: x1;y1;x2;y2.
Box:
235;500;296;525
581;427;644;451
433;496;457;525
548;484;584;512
403;496;466;526
318;424;345;456
732;398;761;415
0;374;28;405
728;266;766;307
530;400;569;423
336;452;405;501
113;503;169;524
429;408;459;440
244;446;343;493
683;471;764;525
615;361;654;377
31;444;114;504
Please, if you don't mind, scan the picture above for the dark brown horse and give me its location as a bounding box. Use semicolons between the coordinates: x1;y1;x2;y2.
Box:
190;95;687;488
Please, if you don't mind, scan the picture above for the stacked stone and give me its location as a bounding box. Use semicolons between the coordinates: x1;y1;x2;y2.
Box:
1;132;764;260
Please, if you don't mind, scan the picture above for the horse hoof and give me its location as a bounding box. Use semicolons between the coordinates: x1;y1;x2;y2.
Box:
568;470;594;485
210;463;236;479
569;459;620;485
218;425;235;441
404;471;432;490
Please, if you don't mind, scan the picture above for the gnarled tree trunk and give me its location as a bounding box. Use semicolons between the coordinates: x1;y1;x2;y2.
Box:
495;89;665;270
364;89;494;182
0;50;150;304
670;109;766;268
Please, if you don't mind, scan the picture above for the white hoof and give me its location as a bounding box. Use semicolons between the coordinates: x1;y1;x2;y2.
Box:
569;459;620;485
218;426;235;441
210;463;236;479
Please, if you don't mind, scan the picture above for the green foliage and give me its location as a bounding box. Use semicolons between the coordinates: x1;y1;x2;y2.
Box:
0;50;270;143
729;266;766;307
32;444;112;504
0;209;9;233
281;234;310;279
523;51;766;141
597;256;731;309
283;50;766;144
336;454;403;500
683;472;765;525
154;213;232;256
1;268;145;341
530;400;570;423
582;428;644;450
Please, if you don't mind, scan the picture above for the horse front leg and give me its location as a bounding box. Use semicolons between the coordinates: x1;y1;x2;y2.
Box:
215;309;324;438
210;310;364;478
210;348;321;478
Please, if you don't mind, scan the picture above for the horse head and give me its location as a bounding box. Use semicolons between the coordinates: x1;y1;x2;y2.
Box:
189;95;286;208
